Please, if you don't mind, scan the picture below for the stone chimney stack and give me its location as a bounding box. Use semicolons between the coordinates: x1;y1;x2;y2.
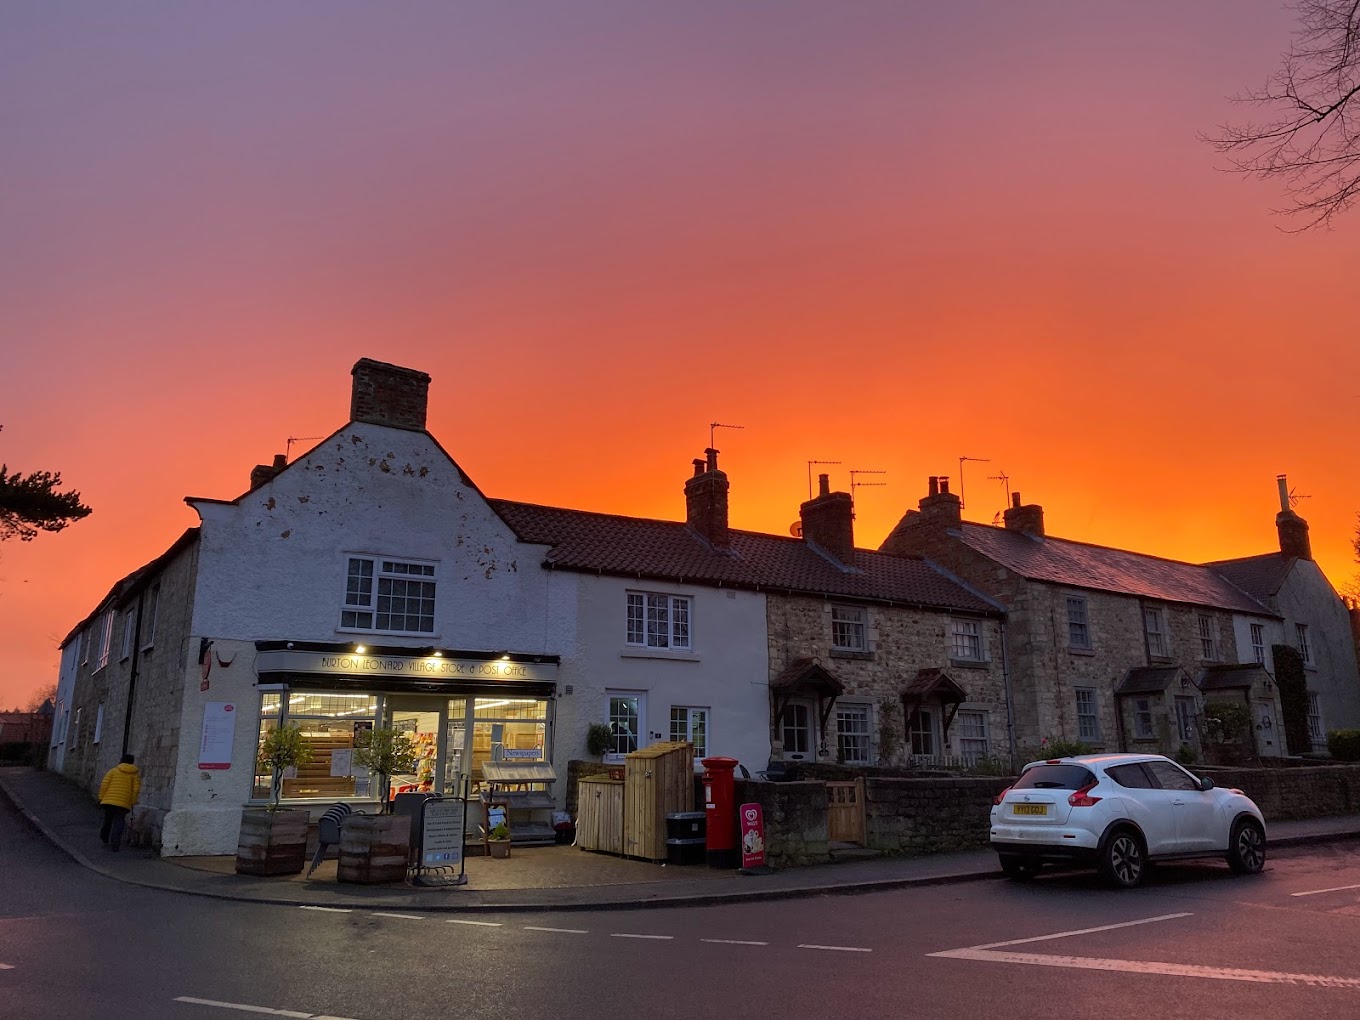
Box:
800;473;856;566
684;448;730;551
1003;491;1045;537
1275;474;1313;560
350;358;432;430
916;474;962;535
249;453;288;491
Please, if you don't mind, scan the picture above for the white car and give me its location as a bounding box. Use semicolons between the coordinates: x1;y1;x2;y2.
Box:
989;753;1267;888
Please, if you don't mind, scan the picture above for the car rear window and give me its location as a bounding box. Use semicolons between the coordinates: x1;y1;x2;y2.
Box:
1013;764;1096;791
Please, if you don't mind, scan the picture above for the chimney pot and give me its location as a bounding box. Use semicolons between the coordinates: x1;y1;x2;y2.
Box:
928;476;939;497
272;454;288;469
692;458;706;477
1277;474;1291;514
939;477;950;494
818;473;830;497
706;447;719;471
1011;492;1021;508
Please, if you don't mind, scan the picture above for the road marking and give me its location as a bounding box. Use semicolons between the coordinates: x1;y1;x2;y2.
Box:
701;939;769;946
173;997;359;1018
297;906;352;914
1292;883;1360;898
966;912;1194;951
798;944;872;953
523;926;588;934
611;933;674;940
448;919;503;926
0;963;13;970
927;949;1360;989
371;913;424;921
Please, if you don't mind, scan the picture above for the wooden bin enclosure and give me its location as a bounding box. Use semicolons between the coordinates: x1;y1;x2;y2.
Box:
338;814;411;884
236;808;309;876
576;775;624;855
624;741;695;861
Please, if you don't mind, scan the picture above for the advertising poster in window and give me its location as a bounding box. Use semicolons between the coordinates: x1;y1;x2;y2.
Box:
199;702;236;770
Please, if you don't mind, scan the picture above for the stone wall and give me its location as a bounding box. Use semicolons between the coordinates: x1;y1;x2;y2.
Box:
734;779;830;868
1199;764;1360;821
865;776;1008;855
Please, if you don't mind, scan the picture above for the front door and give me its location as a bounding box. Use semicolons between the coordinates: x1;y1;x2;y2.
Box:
779;700;817;761
1256;702;1280;756
606;692;646;762
908;706;938;758
383;696;447;799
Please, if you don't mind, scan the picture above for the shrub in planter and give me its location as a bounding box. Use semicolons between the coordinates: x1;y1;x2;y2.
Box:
237;725;314;876
352;728;419;812
585;723;613;760
1327;729;1360;761
488;821;511;859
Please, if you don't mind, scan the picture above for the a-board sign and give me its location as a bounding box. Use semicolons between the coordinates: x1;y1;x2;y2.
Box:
739;802;766;870
421;798;465;868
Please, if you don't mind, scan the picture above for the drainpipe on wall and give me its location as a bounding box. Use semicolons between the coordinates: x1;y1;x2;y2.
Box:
1000;620;1017;762
121;590;145;757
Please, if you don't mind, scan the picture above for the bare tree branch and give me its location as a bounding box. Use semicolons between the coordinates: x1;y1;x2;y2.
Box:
1203;0;1360;229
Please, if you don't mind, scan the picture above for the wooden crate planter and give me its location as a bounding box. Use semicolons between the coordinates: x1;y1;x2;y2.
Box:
623;741;694;861
338;814;411;884
235;808;310;876
576;775;624;854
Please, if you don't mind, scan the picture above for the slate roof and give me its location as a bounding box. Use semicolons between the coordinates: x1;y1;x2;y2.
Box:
59;529;200;647
955;523;1276;616
1198;663;1270;691
1115;666;1186;695
489;500;1003;614
1203;553;1294;601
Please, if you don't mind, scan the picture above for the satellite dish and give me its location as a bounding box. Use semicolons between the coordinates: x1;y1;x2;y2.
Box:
789;521;803;538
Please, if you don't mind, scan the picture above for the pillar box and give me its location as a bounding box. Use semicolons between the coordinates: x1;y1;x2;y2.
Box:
701;756;739;869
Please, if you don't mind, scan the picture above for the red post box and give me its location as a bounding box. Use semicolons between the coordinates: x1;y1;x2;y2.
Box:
701;756;739;869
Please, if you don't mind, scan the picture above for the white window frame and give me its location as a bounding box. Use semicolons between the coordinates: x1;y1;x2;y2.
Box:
605;691;645;762
626;591;692;651
907;707;937;756
1143;607;1169;658
669;706;709;759
1250;623;1265;664
93;703;104;745
340;555;438;635
1307;691;1323;744
142;585;160;650
830;605;867;652
1133;698;1155;740
1197;615;1217;661
956;709;990;759
1296;623;1312;665
1075;687;1100;742
120;612;136;661
780;701;814;758
80;629;91;666
835;703;872;765
950;619;985;661
94;611;114;671
1066;596;1091;649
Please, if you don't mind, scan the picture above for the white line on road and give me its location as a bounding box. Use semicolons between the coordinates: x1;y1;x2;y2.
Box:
523;926;588;934
963;912;1194;951
701;939;769;946
297;906;352;914
611;933;674;940
797;944;872;953
928;949;1360;989
174;997;362;1018
447;919;503;926
0;963;13;970
371;913;424;921
1291;883;1360;898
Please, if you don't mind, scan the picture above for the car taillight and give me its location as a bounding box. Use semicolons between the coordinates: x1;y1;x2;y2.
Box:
993;786;1011;806
1068;782;1102;808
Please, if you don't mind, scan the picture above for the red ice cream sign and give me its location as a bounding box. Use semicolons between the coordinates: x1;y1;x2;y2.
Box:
739;802;766;870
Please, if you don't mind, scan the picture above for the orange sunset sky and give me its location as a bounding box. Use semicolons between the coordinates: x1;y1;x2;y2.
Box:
2;3;1358;709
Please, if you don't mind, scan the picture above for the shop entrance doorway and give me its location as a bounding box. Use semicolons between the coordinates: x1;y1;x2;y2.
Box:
382;697;448;799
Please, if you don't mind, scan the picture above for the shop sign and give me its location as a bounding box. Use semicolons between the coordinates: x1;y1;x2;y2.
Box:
739;802;766;870
198;702;236;770
502;748;543;761
420;799;465;868
256;649;557;682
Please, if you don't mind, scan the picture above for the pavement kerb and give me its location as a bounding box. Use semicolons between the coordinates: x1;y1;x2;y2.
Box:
3;774;1357;914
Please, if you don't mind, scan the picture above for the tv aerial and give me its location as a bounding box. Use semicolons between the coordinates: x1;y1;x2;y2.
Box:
957;455;990;510
806;459;842;500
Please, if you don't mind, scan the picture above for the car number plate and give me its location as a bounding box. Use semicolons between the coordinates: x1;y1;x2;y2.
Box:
1012;804;1047;816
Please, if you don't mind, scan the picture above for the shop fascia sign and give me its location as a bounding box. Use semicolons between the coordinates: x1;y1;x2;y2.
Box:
255;649;557;682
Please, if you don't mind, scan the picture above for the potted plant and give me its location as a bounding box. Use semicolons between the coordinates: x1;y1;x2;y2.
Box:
587;722;624;778
352;727;420;812
488;821;511;859
236;725;313;876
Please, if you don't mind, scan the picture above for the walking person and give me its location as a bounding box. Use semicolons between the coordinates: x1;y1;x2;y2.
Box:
98;753;141;851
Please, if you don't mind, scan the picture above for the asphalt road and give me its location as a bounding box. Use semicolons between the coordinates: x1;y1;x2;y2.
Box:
5;793;1360;1020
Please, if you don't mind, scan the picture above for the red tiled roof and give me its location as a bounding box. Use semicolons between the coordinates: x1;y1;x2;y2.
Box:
955;523;1275;616
1204;553;1294;601
489;500;1002;614
771;659;845;694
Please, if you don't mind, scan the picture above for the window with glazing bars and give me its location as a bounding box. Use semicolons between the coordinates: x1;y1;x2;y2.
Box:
670;706;708;758
1198;615;1217;660
831;605;866;651
1143;608;1169;658
956;710;989;757
836;705;871;764
1075;688;1100;741
1250;623;1265;664
626;592;691;649
341;557;436;632
1297;623;1312;665
1066;596;1091;649
951;619;984;660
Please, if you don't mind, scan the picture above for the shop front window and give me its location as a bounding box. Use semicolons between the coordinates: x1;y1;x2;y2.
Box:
454;696;549;793
252;692;379;801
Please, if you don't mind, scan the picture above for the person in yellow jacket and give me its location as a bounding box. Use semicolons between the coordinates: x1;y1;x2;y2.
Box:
98;754;141;852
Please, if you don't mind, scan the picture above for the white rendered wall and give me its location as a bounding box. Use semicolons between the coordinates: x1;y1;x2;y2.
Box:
47;640;80;772
1275;561;1360;738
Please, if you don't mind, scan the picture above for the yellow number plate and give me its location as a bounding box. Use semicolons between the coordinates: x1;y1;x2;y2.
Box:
1012;804;1048;816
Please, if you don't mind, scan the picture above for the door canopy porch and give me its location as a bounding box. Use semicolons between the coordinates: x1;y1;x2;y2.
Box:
900;667;969;742
770;658;846;750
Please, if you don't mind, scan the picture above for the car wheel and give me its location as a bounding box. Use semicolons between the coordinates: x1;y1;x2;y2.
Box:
1227;819;1266;875
999;854;1039;881
1100;829;1145;889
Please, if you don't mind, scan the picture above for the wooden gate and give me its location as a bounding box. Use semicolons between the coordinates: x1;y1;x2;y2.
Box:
826;778;865;844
